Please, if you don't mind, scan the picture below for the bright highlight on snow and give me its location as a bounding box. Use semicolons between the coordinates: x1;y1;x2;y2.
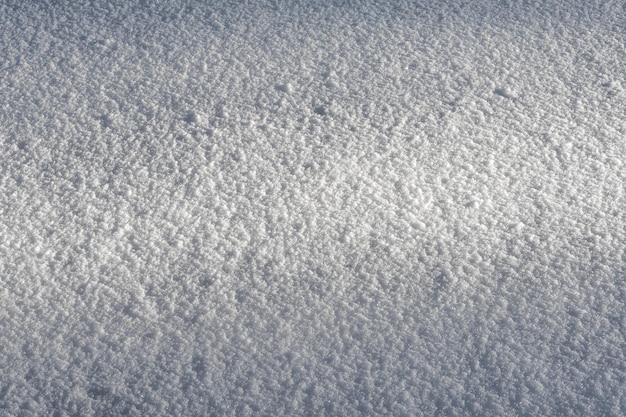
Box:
1;1;625;416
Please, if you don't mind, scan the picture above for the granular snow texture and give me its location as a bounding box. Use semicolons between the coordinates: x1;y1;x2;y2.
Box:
1;1;625;416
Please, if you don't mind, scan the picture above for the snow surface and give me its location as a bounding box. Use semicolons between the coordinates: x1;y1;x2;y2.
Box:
1;0;625;415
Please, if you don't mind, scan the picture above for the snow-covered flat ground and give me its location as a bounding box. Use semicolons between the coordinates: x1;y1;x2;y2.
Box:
1;1;625;415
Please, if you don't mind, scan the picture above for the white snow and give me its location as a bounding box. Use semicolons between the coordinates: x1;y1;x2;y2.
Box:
1;1;625;416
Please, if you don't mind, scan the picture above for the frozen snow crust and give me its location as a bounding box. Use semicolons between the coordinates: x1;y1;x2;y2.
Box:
1;1;625;415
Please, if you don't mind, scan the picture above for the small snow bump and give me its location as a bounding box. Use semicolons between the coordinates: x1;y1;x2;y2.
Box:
184;111;198;124
216;105;228;118
98;114;114;129
464;200;479;209
411;221;426;231
600;80;622;97
200;277;214;288
601;80;621;90
275;83;293;93
325;79;339;89
509;222;525;232
494;87;517;99
314;106;327;116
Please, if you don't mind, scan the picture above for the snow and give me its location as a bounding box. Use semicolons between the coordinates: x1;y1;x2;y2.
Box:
1;0;625;416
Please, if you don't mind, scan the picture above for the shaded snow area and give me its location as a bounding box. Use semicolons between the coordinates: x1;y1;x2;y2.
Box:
2;1;626;415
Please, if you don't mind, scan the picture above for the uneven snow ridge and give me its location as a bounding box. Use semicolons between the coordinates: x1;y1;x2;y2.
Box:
1;1;625;416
